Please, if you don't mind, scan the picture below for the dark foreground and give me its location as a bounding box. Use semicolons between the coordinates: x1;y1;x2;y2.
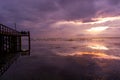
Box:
1;38;120;80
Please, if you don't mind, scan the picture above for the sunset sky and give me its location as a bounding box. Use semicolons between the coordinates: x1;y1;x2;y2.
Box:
0;0;120;38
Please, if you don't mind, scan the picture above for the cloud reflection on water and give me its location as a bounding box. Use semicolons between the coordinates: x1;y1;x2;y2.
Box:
56;51;120;60
87;43;109;50
51;39;120;60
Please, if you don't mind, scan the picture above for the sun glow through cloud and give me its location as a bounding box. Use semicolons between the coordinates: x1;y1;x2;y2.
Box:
86;26;109;33
50;16;120;37
53;16;120;27
91;16;120;24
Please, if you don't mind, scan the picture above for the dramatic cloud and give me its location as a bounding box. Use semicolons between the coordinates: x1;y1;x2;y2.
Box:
108;0;120;5
95;0;120;17
0;0;120;37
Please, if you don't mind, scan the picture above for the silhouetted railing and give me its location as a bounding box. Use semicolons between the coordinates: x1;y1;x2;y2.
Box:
0;24;30;77
0;24;20;36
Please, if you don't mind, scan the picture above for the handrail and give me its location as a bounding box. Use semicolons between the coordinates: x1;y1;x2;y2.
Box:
0;24;20;35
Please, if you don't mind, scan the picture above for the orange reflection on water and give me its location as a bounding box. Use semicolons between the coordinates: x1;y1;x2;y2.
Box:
87;43;109;50
88;44;109;50
57;52;120;60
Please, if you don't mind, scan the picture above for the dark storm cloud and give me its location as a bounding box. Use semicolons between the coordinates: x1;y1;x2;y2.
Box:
0;0;119;31
0;0;96;25
0;0;59;27
57;0;96;22
95;0;120;17
108;0;120;5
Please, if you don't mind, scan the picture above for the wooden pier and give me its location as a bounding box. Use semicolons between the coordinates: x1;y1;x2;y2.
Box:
0;24;30;77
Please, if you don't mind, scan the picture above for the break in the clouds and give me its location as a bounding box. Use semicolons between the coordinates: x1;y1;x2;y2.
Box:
0;0;120;38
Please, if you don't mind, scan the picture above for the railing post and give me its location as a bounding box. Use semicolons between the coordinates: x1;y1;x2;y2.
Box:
0;28;1;55
0;23;31;77
28;31;31;53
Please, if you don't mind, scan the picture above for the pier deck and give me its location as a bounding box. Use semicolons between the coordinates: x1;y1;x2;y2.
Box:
0;24;30;77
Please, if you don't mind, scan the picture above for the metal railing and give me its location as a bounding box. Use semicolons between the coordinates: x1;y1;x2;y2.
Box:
0;23;31;77
0;24;20;36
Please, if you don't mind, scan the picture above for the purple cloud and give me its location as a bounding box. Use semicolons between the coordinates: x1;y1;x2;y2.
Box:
0;0;119;37
108;0;120;5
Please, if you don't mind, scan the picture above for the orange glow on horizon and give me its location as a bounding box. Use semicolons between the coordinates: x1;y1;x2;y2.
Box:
91;16;120;24
52;16;120;28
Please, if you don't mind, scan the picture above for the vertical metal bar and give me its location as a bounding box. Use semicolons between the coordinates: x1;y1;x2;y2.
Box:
28;31;31;53
0;24;30;77
1;36;3;54
0;25;1;54
18;36;21;52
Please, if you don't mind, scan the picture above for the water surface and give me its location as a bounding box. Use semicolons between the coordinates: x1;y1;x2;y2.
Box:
1;38;120;80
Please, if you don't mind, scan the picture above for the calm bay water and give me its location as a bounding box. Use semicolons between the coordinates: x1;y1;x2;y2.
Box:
1;38;120;80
